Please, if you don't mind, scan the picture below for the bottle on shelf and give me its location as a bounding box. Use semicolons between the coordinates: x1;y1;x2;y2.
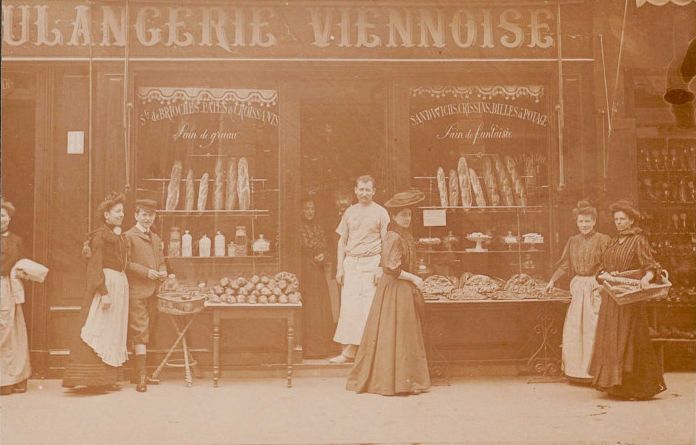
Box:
168;227;181;257
252;233;271;255
234;225;248;256
181;229;193;257
199;234;211;257
214;231;226;257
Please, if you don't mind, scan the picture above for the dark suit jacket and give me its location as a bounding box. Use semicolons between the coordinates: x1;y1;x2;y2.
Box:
125;226;166;299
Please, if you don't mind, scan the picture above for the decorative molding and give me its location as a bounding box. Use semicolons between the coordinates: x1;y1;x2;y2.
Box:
137;87;278;107
636;0;695;7
410;85;544;103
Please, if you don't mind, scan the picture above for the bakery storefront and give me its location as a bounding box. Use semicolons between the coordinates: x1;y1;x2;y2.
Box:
2;1;601;378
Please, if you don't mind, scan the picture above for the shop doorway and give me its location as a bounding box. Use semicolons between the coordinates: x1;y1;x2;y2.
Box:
299;79;387;231
1;72;37;358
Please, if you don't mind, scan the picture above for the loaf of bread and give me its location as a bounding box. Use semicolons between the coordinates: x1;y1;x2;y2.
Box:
165;161;182;210
482;157;501;206
469;167;487;207
197;173;209;211
184;168;195;211
437;167;448;207
505;156;527;206
237;157;251;211
448;169;460;207
213;158;224;210
225;158;237;210
494;156;515;206
457;157;473;207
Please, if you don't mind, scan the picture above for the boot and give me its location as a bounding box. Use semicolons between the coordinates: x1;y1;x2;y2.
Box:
135;354;147;393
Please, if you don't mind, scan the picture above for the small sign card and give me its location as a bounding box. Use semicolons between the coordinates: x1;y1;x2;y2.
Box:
423;209;447;227
67;131;84;154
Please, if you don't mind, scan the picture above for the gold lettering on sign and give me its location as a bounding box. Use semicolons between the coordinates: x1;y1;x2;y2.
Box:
200;7;232;51
418;9;445;48
308;8;333;48
100;6;126;47
165;7;194;47
499;9;523;49
250;8;277;47
387;8;414;48
136;7;162;46
356;8;380;48
449;10;476;48
35;5;63;46
3;5;30;46
529;9;554;48
68;5;92;46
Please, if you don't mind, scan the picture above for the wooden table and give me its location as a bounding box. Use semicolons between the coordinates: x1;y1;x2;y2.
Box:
205;302;302;388
424;297;571;383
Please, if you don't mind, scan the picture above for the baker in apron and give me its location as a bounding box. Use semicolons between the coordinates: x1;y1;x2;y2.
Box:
330;176;390;364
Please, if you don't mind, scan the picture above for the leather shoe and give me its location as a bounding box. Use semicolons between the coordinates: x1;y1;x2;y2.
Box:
328;354;354;364
13;380;27;393
136;374;147;393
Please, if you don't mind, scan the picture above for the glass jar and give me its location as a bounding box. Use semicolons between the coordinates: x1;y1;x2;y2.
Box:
416;258;430;277
234;226;248;256
252;234;271;255
168;227;181;257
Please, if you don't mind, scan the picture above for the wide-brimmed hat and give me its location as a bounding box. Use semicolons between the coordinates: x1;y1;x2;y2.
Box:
97;192;126;214
609;199;641;221
384;189;425;209
1;197;16;217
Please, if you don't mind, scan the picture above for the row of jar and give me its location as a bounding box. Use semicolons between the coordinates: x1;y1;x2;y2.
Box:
166;226;271;258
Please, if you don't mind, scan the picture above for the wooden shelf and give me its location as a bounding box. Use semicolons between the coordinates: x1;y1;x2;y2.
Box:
417;249;546;254
165;255;277;261
157;210;270;217
417;205;546;213
650;338;696;343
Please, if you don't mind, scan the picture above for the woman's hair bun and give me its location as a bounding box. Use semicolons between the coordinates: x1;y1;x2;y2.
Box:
576;199;592;209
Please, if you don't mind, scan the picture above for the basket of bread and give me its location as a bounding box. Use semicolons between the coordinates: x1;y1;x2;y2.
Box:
158;285;207;315
601;269;671;306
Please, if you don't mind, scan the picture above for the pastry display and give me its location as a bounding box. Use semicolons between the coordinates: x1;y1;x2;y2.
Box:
184;168;195;211
207;272;301;305
237;157;251;211
197;172;209;211
213;158;225;210
494;156;515;206
468;167;487;207
422;275;456;298
165;161;182;210
457;157;473;207
225;158;238;210
466;232;492;252
482;157;501;206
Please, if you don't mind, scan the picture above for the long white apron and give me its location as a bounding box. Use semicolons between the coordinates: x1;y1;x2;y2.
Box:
0;276;31;386
333;255;381;345
562;275;601;379
81;269;130;367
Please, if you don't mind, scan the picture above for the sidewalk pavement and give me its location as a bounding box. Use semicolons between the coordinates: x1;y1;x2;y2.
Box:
1;373;694;445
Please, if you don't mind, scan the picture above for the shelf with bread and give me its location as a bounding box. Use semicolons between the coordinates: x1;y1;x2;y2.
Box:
412;152;551;288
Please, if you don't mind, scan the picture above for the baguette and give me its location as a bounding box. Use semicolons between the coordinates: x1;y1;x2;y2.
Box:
494;156;515;206
184;168;195;211
213;158;225;210
237;157;251;211
505;156;527;206
225;158;238;210
437;167;448;207
197;173;209;211
469;167;487;207
482;157;501;206
165;161;182;210
457;157;473;207
448;169;460;207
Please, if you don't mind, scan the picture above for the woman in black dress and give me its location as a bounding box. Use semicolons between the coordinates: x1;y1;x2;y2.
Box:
63;193;130;390
589;200;666;400
299;197;336;358
346;189;430;396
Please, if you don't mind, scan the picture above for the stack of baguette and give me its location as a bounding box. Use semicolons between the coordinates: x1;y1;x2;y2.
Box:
435;155;527;208
164;157;251;211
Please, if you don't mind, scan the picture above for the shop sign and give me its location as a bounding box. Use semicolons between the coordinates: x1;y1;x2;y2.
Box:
1;1;591;59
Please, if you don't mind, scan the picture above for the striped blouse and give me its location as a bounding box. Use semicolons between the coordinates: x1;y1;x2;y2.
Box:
600;228;660;274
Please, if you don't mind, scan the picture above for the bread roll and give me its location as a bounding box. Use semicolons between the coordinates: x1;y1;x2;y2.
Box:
457;157;473;207
494;156;515;206
213;158;224;210
184;168;195;211
197;173;209;211
505;156;526;206
482;157;501;206
437;167;448;207
469;167;487;207
165;161;182;210
237;157;251;211
225;158;238;210
448;169;460;207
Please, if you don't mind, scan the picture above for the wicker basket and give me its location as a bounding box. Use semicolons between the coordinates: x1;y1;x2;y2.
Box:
602;270;671;306
157;290;206;315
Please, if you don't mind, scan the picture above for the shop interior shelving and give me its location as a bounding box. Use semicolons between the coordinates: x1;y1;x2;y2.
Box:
636;131;696;366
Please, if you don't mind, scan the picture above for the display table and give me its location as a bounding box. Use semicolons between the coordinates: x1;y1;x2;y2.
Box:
424;298;571;382
205;302;303;388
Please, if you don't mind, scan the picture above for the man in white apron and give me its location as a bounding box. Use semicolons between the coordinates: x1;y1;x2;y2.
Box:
330;176;390;364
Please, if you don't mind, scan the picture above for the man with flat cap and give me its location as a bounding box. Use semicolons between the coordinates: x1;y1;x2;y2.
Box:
125;197;167;392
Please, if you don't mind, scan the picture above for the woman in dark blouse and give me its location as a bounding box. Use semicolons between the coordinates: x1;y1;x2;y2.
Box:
589;200;666;400
63;193;130;390
299;197;337;358
0;199;31;395
346;189;430;396
546;200;611;382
